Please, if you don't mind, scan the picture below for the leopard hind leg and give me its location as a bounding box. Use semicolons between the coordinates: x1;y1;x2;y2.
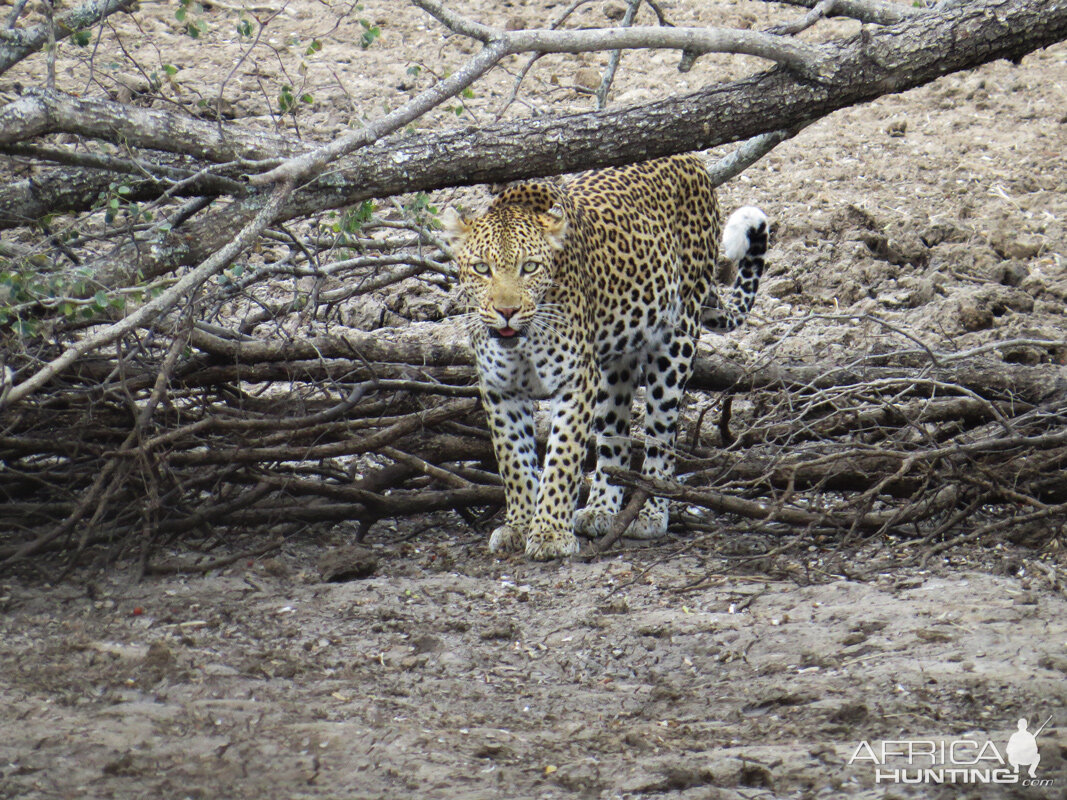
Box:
574;354;639;538
628;329;697;539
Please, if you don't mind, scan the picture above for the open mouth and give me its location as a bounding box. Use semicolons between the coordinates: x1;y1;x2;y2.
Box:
488;326;523;346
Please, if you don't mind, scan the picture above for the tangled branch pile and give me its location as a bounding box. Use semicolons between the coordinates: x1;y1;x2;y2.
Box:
3;248;1065;570
1;0;1066;571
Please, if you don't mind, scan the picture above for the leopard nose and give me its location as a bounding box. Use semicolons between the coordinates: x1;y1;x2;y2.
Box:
494;306;519;322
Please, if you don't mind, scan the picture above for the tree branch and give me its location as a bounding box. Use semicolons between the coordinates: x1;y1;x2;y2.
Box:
763;0;921;26
1;180;295;408
0;0;136;74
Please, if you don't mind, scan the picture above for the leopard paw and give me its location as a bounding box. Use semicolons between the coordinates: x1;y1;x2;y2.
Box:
626;505;669;540
574;507;616;538
488;523;526;554
524;529;580;561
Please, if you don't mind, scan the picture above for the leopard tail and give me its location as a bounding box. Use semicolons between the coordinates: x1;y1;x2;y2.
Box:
701;206;768;332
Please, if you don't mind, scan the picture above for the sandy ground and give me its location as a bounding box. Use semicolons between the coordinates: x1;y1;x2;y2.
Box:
2;526;1067;799
2;0;1067;797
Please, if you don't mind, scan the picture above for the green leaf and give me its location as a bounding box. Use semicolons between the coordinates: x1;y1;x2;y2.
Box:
278;85;295;113
94;290;109;308
116;184;132;195
72;30;92;46
305;39;322;55
175;6;187;21
300;93;313;104
162;63;179;76
340;200;375;233
358;19;380;49
109;197;120;210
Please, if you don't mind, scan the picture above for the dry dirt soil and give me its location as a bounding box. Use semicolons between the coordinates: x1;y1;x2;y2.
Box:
2;0;1067;798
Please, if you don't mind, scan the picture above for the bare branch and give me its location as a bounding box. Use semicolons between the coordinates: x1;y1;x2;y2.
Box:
763;0;922;25
0;0;136;74
1;180;295;408
0;89;298;161
767;0;839;36
706;125;805;187
247;0;831;188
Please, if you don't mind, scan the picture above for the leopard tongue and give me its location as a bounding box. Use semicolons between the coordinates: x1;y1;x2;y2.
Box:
498;327;517;337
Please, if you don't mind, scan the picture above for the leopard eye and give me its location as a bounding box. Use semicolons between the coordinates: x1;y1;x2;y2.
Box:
470;262;491;276
520;260;540;275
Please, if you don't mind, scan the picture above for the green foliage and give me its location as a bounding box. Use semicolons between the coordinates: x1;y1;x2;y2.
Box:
320;201;377;249
305;39;322;56
447;85;475;116
278;84;295;114
0;258;131;336
277;85;314;115
236;17;254;38
98;180;153;227
358;19;380;49
340;201;376;234
405;192;438;223
217;262;246;286
148;64;179;93
71;29;92;47
175;0;207;38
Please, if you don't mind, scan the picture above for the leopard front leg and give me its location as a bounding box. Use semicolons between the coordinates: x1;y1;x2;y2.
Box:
481;387;538;555
526;368;596;560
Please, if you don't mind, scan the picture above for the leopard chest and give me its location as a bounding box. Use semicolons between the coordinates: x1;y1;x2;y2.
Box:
474;331;581;401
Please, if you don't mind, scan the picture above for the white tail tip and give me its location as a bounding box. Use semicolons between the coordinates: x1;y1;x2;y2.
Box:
722;206;768;263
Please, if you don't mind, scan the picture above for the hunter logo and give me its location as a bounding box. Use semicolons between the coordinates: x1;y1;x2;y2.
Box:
1007;718;1043;779
848;716;1054;787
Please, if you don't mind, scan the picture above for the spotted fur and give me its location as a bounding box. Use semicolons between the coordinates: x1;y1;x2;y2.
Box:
443;154;768;560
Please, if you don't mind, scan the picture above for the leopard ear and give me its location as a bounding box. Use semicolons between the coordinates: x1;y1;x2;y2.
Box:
540;203;568;251
439;207;470;245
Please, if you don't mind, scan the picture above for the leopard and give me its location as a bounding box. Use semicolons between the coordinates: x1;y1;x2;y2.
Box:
442;154;768;560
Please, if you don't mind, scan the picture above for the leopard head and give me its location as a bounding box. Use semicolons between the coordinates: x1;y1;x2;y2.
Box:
442;203;567;348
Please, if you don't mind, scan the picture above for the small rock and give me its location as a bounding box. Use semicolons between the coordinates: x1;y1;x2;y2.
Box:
480;621;520;641
920;220;966;246
829;701;869;724
763;276;800;299
989;229;1043;260
318;546;378;583
260;557;290;578
597;597;630;615
885;118;907;137
1002;345;1047;365
958;300;994;331
1038;653;1067;674
143;641;174;668
574;67;602;92
996;261;1029;287
410;634;444;655
604;2;627;21
858;231;927;267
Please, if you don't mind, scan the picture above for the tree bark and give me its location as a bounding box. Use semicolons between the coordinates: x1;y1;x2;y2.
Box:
5;0;1064;288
